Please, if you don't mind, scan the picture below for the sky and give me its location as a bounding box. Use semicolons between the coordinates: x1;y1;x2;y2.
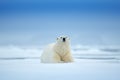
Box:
0;0;120;47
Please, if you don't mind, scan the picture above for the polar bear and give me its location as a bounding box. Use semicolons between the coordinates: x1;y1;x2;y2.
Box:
41;36;73;63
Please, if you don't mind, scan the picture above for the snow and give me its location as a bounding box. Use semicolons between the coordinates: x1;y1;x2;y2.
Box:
0;45;120;80
0;59;120;80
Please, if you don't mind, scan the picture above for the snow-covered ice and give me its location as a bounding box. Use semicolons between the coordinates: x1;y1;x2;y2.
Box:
0;45;120;80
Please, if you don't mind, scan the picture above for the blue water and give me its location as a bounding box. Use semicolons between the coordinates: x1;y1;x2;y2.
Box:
0;46;120;63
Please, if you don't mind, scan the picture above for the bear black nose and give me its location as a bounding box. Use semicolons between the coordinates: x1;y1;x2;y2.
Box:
63;38;66;42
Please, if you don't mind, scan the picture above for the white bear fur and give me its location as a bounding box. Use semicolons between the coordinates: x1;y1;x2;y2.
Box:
41;36;73;63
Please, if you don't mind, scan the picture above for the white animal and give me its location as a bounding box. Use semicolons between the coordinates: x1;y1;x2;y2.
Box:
41;36;73;63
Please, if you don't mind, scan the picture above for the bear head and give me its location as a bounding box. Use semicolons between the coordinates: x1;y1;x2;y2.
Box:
56;36;70;44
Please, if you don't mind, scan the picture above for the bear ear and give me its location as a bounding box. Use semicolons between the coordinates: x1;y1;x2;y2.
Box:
68;37;70;40
56;37;59;40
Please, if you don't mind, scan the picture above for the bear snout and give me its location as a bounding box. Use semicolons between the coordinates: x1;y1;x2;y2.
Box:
63;38;66;42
